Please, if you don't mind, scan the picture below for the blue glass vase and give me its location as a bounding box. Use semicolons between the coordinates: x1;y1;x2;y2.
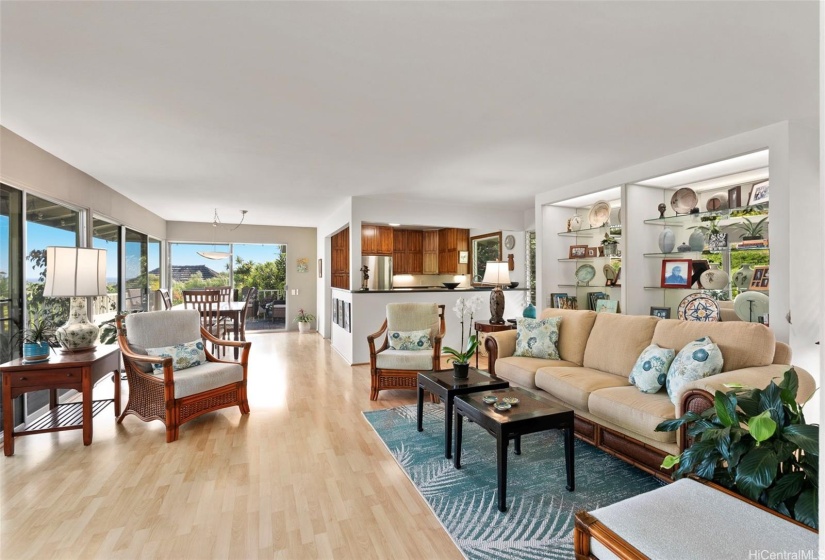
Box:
522;303;536;319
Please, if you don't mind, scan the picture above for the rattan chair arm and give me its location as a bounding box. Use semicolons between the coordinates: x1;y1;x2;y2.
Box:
200;326;247;348
367;320;388;355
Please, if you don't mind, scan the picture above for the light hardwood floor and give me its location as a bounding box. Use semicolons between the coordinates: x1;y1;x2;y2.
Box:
1;333;468;559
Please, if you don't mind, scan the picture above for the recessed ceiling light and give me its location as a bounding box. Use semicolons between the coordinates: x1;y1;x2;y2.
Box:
388;223;401;227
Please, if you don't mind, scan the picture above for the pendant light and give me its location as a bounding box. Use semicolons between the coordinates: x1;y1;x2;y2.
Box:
197;209;247;260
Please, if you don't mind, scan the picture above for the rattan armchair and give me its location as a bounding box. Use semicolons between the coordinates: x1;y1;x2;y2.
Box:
115;310;251;442
367;303;445;400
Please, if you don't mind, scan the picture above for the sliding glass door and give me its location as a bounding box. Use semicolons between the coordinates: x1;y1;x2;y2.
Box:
92;218;120;323
0;185;23;430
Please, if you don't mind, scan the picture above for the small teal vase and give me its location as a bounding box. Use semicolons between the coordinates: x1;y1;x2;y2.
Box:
522;303;537;319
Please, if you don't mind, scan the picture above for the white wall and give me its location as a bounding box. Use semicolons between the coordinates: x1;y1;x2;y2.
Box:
0;126;166;239
316;199;352;338
167;221;317;330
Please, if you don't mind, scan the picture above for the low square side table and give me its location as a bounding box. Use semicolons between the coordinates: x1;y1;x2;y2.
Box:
454;387;574;512
416;368;509;459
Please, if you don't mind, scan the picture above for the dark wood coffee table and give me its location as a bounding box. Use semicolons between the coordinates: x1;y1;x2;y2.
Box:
453;387;575;512
417;368;509;459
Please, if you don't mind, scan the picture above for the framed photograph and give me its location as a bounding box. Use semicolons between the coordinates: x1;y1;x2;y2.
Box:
728;185;742;208
569;245;588;259
344;302;351;332
337;299;344;326
459;250;469;264
595;299;618;313
587;291;607;311
661;259;692;288
650;306;671;319
318;258;323;278
550;292;568;308
297;258;308;273
749;180;769;205
558;296;578;310
332;298;339;325
586;247;598;258
708;233;728;251
691;259;709;288
751;265;769;291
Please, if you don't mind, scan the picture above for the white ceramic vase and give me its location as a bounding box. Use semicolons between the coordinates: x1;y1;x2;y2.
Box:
298;321;311;333
658;228;675;253
732;264;755;291
700;263;730;290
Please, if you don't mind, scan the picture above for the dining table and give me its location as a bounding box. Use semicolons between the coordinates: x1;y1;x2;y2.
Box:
172;301;246;359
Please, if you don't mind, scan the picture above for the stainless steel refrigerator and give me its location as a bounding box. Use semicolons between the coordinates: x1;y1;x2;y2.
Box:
360;256;393;291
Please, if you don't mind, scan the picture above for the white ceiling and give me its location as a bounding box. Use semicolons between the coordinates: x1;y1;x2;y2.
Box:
0;2;818;227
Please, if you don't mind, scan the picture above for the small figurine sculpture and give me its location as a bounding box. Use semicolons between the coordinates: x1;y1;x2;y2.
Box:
657;203;666;219
360;265;370;291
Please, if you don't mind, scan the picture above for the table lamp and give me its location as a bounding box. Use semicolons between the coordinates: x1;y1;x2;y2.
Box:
482;261;511;324
43;247;107;352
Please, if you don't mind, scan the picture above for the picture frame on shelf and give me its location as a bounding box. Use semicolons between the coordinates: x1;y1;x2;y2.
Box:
750;265;769;291
661;259;692;288
691;259;710;288
569;245;587;259
550;292;568;308
595;299;619;313
586;247;598;258
749;180;769;205
603;264;617;286
587;291;607;311
728;185;742;208
650;307;671;319
558;296;578;310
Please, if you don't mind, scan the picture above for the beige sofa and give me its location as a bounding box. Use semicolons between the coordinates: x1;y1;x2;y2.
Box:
485;309;815;480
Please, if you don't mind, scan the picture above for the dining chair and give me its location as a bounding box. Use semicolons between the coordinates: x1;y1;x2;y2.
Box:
182;289;225;355
158;288;172;310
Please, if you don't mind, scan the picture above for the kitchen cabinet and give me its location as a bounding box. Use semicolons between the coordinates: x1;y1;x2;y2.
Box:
423;230;439;275
331;227;350;289
393;230;423;275
362;225;393;256
438;228;469;274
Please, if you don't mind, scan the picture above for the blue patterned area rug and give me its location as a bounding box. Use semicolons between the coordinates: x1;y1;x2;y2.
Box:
363;403;664;560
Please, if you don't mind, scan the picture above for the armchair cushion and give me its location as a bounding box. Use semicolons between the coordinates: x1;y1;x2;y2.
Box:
146;339;207;373
168;361;244;399
125;310;202;348
388;329;433;351
386;303;441;340
376;349;435;371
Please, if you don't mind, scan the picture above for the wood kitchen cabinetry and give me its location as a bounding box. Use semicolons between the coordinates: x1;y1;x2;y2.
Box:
361;225;393;256
393;230;423;275
423;230;439;275
438;228;469;275
331;227;350;289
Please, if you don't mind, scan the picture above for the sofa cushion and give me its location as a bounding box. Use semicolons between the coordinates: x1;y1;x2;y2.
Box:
651;319;774;372
496;357;579;389
535;367;630;411
629;344;676;394
588;386;677;444
388;329;432;351
168;361;244;399
514;316;561;359
376;349;434;370
538;308;597;365
583;314;660;376
666;337;724;405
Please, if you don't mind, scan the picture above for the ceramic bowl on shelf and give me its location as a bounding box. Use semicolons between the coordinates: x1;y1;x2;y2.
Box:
508;282;519;289
442;282;460;290
671;188;699;214
588;201;611;228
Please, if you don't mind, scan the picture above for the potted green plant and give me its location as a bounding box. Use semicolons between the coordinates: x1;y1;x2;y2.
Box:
733;216;768;241
444;296;482;378
655;368;818;528
294;308;315;333
19;307;57;362
601;233;619;257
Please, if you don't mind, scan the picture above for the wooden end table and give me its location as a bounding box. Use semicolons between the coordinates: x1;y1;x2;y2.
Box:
416;368;509;459
454;387;574;512
1;345;121;456
473;320;516;369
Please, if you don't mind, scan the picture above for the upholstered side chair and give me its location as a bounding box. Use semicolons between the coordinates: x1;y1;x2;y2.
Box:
116;309;251;442
367;303;445;400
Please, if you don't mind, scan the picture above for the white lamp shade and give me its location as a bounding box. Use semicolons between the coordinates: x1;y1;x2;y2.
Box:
43;247;107;297
482;261;511;286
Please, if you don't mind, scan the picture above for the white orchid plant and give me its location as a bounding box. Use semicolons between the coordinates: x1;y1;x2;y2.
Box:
443;296;484;365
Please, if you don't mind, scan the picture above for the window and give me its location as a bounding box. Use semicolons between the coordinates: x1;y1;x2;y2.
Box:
92;218;120;322
148;237;162;310
470;232;502;283
0;184;23;430
169;243;231;304
124;228;148;312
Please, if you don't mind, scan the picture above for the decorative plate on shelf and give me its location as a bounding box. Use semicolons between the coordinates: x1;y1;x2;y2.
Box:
588;201;611;228
575;264;596;285
670;188;699;214
733;291;769;323
677;293;720;322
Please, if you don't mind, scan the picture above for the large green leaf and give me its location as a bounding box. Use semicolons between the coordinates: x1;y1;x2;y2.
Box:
677;439;718;477
748;410;777;444
783;424;819;456
655;412;700;432
778;368;799;401
714;390;738;427
729;439;755;470
661;454;680;469
766;472;805;508
759;383;785;425
793;488;818;529
694;452;720;480
687;419;719;438
735;447;779;501
735;389;761;418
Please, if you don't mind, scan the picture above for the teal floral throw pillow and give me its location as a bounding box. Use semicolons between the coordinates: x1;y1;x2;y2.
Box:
146;339;207;372
514;317;562;360
388;329;432;351
629;344;676;394
665;336;724;405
